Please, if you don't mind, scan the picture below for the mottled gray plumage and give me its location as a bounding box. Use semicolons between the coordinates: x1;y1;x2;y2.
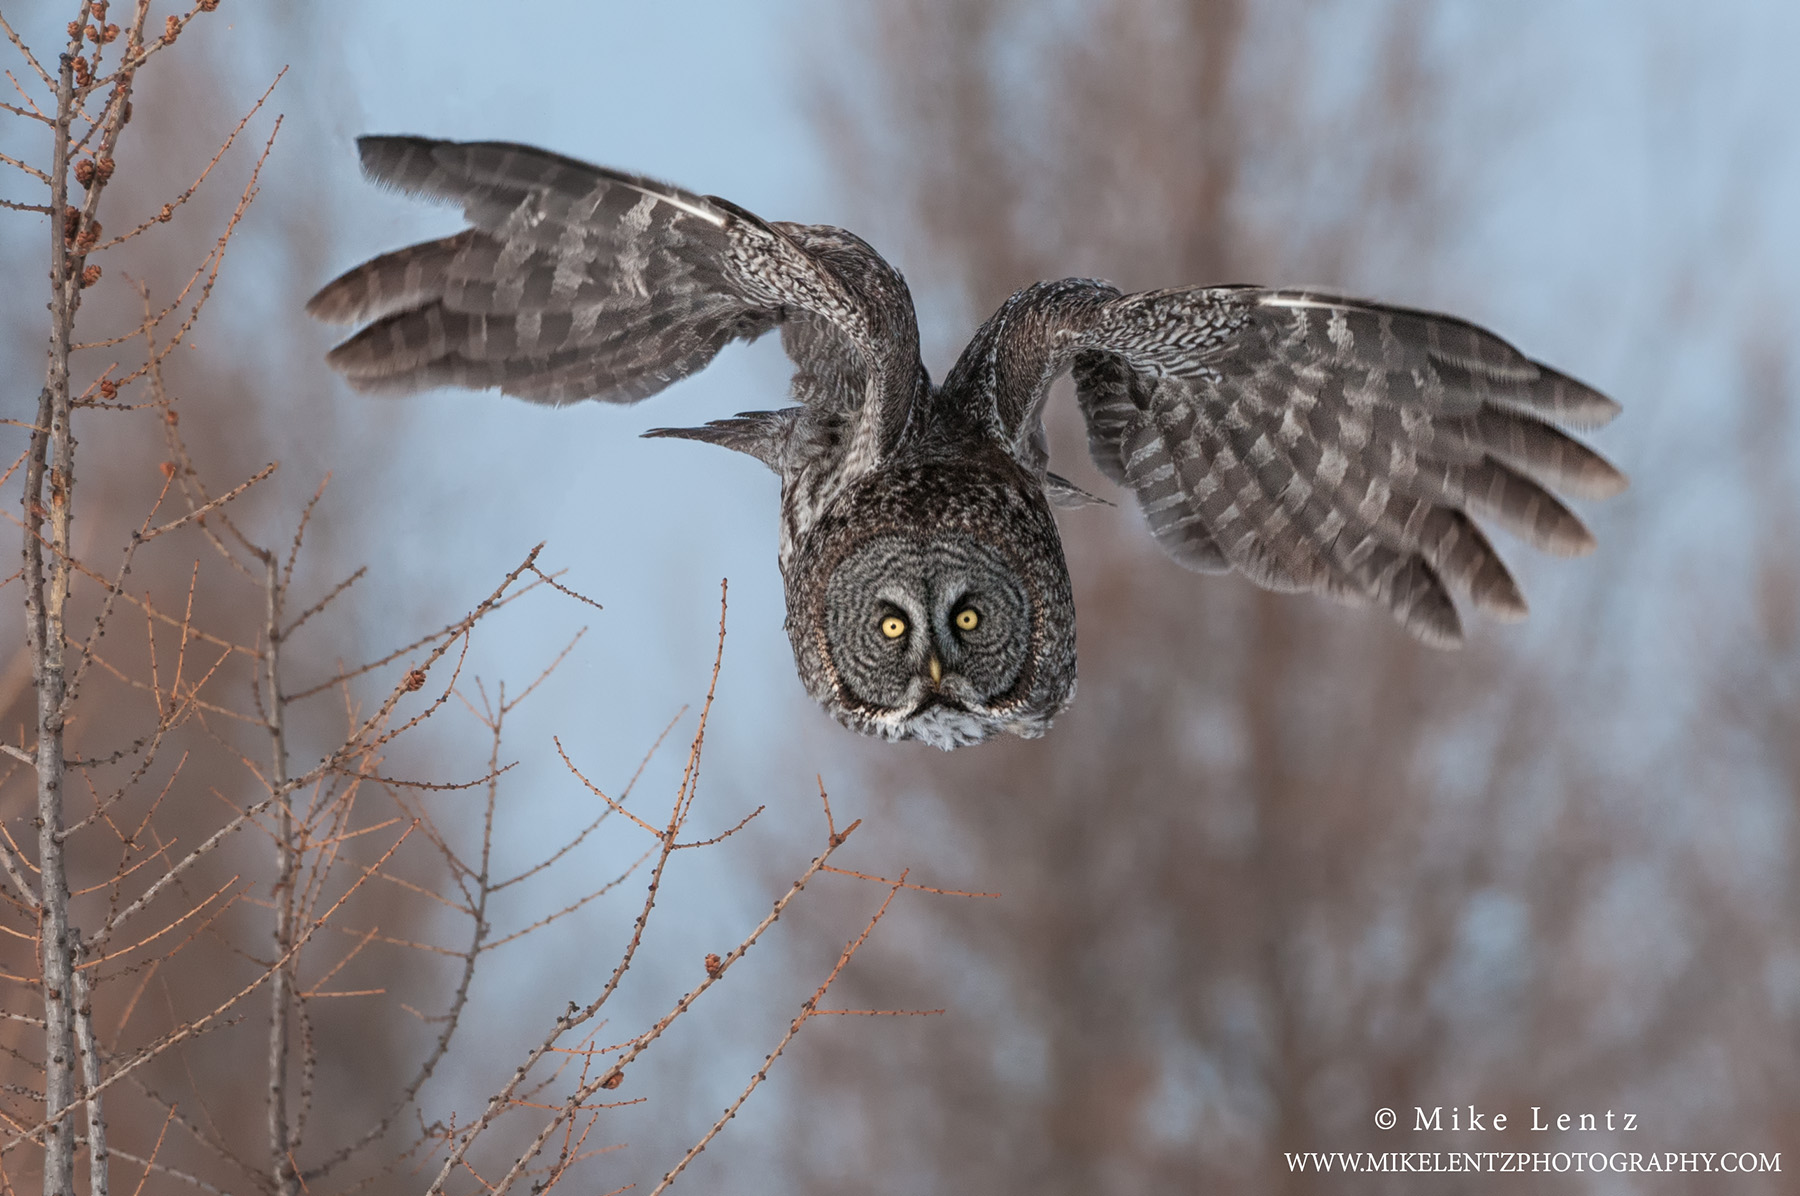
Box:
310;136;1627;749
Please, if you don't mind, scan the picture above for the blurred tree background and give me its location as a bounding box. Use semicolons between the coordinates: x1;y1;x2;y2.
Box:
2;1;1795;1194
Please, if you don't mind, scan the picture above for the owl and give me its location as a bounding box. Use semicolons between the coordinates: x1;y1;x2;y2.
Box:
309;137;1626;750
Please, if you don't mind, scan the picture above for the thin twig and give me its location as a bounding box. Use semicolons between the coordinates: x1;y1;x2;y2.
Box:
92;69;286;252
0;12;52;87
646;873;914;1196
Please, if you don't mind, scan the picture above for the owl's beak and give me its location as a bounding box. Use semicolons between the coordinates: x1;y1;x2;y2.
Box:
928;654;943;687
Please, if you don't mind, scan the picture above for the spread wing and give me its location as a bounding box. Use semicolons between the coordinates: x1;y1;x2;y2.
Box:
307;137;899;418
951;282;1626;646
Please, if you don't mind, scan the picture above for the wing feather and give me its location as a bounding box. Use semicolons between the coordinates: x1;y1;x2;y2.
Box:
964;281;1625;644
309;137;899;418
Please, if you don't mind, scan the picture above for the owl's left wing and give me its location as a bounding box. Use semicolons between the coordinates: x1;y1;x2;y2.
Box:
962;282;1626;646
308;137;893;410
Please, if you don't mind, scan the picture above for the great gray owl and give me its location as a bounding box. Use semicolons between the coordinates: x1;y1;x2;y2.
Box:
309;136;1626;750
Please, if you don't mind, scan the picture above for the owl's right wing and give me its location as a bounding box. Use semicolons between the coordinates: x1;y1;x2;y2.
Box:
307;137;890;413
957;281;1626;646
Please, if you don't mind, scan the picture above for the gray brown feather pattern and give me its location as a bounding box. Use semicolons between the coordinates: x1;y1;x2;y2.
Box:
948;281;1625;646
311;138;858;409
312;136;1628;746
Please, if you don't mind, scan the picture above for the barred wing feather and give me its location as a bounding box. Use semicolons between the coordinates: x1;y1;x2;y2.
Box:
307;137;872;410
1069;287;1626;645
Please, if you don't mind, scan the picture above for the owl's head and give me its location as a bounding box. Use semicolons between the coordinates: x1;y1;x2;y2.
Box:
784;461;1076;750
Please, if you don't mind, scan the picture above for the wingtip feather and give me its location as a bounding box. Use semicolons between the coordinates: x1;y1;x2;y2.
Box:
1581;456;1629;500
1543;371;1624;429
1408;608;1466;649
303;278;355;324
354;134;442;190
1540;520;1598;558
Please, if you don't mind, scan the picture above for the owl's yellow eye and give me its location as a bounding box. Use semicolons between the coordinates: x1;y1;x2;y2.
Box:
954;608;979;632
880;615;907;640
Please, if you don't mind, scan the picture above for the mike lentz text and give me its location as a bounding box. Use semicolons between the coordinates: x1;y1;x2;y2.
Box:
1411;1106;1637;1133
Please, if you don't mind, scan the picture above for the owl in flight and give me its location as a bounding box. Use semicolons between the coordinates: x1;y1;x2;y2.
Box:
310;137;1626;750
